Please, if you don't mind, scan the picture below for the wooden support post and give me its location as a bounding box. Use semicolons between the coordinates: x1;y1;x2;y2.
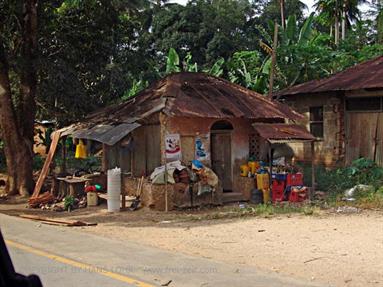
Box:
311;141;315;200
121;181;126;210
164;156;169;212
130;149;134;177
102;144;108;172
268;143;273;203
61;136;67;174
69;183;75;197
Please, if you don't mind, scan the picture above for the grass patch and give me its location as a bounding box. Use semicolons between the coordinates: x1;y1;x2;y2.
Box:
182;203;320;222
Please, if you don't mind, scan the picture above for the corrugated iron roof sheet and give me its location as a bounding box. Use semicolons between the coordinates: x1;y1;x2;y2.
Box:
253;123;315;142
83;72;302;123
275;55;383;97
71;123;141;146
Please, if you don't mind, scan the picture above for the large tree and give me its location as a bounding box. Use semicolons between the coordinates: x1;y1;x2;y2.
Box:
0;0;148;195
0;0;38;196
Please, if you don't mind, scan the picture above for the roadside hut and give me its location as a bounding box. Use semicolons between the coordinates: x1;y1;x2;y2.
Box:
275;55;383;167
51;72;313;210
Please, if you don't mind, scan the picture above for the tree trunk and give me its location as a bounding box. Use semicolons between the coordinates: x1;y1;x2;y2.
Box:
280;0;286;30
377;6;383;44
334;15;339;45
341;6;346;40
0;0;38;196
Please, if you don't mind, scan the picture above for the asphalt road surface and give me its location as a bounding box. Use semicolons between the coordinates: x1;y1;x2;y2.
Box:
0;213;328;287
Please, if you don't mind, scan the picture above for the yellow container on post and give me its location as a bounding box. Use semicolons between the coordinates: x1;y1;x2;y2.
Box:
240;164;250;177
256;173;269;190
75;139;87;159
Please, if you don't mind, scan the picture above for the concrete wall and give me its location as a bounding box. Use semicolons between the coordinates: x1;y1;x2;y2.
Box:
283;93;343;166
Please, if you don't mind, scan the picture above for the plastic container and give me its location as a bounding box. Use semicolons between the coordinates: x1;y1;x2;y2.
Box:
256;173;269;190
272;179;285;202
240;164;250;177
271;173;287;181
107;167;121;212
262;188;270;203
248;161;260;175
75;139;87;159
289;186;308;202
87;192;98;207
250;189;263;204
286;173;303;186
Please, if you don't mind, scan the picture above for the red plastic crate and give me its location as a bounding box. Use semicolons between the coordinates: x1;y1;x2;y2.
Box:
272;189;284;202
289;186;308;202
272;180;285;202
286;173;303;186
272;180;285;191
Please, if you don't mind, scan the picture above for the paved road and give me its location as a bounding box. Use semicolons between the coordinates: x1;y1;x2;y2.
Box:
0;213;327;287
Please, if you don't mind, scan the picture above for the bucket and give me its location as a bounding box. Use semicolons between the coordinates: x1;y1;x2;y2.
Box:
107;167;121;212
250;189;263;204
87;192;98;207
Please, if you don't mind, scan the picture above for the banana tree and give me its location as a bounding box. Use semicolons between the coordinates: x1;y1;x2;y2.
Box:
227;51;272;94
277;13;327;87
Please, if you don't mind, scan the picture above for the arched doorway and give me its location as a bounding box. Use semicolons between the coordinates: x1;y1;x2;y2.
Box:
211;120;233;192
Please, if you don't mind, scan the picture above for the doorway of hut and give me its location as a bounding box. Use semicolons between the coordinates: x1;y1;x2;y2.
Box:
211;120;233;192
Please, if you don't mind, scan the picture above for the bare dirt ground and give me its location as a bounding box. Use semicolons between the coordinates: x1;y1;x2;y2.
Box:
1;200;382;287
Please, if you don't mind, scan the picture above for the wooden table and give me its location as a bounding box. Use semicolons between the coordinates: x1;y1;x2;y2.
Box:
56;177;88;198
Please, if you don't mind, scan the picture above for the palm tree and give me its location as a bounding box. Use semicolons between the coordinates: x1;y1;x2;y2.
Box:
315;0;365;44
315;0;342;44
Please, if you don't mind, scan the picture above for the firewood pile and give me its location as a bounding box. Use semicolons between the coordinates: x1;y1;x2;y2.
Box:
28;192;55;208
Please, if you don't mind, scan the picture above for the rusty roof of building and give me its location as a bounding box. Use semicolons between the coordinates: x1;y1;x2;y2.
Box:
276;55;383;97
253;123;315;143
83;72;302;126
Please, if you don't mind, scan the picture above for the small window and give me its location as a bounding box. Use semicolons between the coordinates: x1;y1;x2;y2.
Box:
346;97;382;111
249;133;260;159
309;106;324;138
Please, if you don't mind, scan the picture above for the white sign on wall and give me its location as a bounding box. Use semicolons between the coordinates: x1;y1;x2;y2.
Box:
165;133;182;160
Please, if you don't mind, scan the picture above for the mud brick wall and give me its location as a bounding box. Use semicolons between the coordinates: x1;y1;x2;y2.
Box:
283;93;343;166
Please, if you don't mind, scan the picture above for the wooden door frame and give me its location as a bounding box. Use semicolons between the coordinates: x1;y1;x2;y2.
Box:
210;129;233;191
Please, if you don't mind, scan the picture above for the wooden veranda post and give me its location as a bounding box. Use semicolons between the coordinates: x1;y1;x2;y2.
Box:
164;150;168;212
311;141;315;199
61;136;67;174
268;143;273;203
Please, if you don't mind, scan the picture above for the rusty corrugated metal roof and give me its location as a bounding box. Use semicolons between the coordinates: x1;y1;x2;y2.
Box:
253;123;315;142
276;55;383;97
83;72;302;124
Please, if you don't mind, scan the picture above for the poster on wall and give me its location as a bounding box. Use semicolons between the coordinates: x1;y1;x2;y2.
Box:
165;133;182;160
195;135;209;161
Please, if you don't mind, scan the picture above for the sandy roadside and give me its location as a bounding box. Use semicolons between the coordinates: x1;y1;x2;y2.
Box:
1;200;382;287
81;211;383;287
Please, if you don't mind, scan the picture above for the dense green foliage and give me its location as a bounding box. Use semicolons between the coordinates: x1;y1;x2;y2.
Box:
2;0;382;124
316;158;383;193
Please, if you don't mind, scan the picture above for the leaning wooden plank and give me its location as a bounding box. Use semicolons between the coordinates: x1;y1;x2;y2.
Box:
19;214;97;226
28;192;55;208
31;131;61;198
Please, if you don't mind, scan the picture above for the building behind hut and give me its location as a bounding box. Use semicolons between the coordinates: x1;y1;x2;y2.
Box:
276;56;383;167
